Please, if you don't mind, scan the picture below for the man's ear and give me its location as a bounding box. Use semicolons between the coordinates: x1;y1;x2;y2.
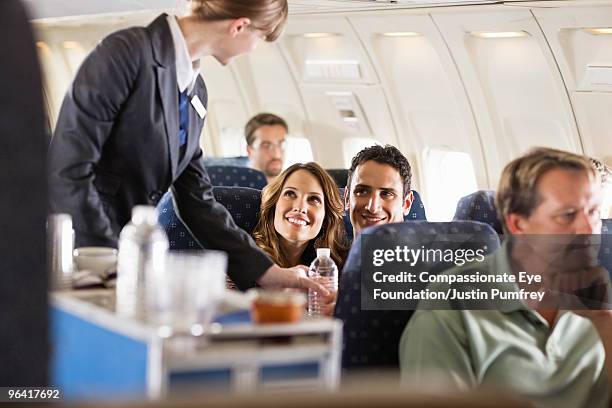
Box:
343;188;350;212
229;17;251;36
246;145;254;157
505;213;527;234
402;190;414;217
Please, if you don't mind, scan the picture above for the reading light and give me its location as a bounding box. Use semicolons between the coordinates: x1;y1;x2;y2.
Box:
62;41;81;49
36;41;49;50
585;28;612;35
469;31;530;39
302;32;337;38
381;32;421;37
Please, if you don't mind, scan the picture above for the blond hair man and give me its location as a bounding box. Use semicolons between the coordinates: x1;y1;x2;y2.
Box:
400;147;611;407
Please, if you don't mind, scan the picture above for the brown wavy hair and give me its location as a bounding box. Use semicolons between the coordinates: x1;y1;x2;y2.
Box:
253;163;349;268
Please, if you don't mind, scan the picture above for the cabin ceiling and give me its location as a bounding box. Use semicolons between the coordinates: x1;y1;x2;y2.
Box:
24;0;567;22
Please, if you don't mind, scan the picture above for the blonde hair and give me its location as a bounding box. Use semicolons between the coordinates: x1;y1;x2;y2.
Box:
253;163;349;268
191;0;288;41
496;147;596;234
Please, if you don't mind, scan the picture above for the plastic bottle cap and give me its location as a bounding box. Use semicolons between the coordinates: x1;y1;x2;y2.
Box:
131;205;158;225
316;248;331;258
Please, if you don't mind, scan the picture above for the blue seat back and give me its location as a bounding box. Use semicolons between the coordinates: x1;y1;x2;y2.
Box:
203;156;249;167
601;219;612;276
206;165;267;189
406;190;427;221
342;190;427;241
453;190;503;235
157;187;262;250
334;221;500;372
326;169;349;188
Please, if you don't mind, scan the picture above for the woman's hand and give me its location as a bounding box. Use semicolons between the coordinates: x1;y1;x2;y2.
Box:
258;264;330;296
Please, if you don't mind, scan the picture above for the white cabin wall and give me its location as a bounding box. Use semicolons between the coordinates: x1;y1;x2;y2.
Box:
33;13;157;127
533;4;612;167
431;5;583;189
32;1;612;221
276;16;400;168
231;41;310;162
349;10;488;219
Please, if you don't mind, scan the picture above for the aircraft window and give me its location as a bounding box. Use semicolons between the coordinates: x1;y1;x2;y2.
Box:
218;126;247;157
342;137;380;168
61;41;87;75
284;136;313;167
423;148;478;221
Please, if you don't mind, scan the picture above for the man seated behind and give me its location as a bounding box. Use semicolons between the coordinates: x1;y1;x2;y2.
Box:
245;113;287;184
399;147;611;407
344;144;414;238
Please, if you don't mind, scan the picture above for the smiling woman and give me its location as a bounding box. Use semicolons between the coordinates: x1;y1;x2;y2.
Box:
253;163;349;269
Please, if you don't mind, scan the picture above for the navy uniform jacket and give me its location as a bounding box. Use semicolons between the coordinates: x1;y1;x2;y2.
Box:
48;14;272;289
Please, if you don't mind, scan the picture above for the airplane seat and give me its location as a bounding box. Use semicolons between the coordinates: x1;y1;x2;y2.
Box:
203;156;249;168
600;219;612;276
453;190;503;235
407;190;427;220
342;190;428;242
206;165;267;190
326;169;349;188
157;187;262;250
334;220;501;373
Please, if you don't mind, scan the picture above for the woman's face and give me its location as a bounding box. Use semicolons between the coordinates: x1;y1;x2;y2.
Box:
273;170;326;246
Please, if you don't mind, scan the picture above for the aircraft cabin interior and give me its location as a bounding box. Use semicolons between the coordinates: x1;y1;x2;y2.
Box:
1;0;612;406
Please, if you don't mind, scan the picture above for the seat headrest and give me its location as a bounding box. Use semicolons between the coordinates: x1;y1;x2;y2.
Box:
203;156;249;168
157;187;262;250
335;220;500;371
326;169;349;188
206;165;267;190
453;190;502;235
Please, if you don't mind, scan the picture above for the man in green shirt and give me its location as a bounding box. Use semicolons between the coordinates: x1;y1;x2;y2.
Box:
400;147;611;407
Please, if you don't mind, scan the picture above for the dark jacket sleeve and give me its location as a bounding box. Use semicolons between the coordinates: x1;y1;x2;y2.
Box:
48;30;142;247
171;149;273;290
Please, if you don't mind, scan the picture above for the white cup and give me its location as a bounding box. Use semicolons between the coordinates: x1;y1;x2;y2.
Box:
147;250;227;336
73;247;118;276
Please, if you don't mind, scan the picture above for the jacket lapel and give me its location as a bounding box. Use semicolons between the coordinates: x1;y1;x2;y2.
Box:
156;66;179;180
149;14;179;180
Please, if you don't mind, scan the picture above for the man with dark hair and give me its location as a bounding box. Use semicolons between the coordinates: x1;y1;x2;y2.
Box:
245;113;288;183
345;144;413;238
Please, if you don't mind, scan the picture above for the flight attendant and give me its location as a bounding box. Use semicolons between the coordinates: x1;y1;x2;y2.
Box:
48;0;326;293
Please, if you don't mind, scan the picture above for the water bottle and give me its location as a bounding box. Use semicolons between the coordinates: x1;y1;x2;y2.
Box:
307;248;338;317
47;213;74;290
116;206;168;318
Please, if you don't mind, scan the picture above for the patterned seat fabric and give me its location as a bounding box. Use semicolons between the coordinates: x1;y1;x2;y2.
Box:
334;220;501;372
601;219;612;277
453;190;503;235
157;187;262;250
342;190;427;242
203;156;249;168
406;190;427;221
206;165;267;190
326;169;349;188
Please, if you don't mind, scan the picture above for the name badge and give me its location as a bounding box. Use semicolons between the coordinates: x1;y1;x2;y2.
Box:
191;95;207;119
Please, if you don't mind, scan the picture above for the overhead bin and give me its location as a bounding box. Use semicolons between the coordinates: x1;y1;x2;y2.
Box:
280;16;379;85
432;6;582;186
533;4;612;163
277;15;398;168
